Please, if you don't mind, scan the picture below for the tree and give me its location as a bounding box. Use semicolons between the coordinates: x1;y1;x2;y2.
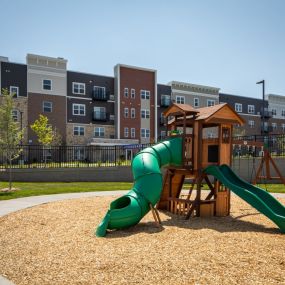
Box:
30;115;61;165
0;88;24;190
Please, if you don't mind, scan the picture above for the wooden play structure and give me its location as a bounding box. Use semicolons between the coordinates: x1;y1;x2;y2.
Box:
157;103;245;218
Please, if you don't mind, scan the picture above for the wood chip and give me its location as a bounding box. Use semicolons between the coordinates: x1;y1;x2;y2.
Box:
0;195;284;285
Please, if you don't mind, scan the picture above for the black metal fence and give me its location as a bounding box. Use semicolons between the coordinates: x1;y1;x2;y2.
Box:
232;134;285;157
0;134;284;169
0;144;152;169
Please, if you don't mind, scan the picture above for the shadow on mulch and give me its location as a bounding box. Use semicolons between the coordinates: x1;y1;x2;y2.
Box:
106;211;279;238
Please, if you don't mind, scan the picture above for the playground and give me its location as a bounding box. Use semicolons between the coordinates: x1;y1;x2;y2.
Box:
0;102;285;284
0;194;284;284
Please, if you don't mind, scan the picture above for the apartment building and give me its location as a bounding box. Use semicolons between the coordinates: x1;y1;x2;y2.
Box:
1;53;285;146
26;54;67;144
267;94;285;134
114;64;157;144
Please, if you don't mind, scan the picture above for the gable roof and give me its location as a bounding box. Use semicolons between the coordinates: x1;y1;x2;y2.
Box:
163;103;199;117
196;103;245;125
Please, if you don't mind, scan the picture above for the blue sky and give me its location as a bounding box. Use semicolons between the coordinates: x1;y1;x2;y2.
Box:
1;0;285;98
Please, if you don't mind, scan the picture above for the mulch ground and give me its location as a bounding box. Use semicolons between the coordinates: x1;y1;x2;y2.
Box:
0;195;284;285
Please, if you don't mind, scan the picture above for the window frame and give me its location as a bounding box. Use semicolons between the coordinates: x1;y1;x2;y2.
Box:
131;88;135;99
194;97;199;108
131;128;136;138
141;128;150;138
43;101;53;113
141;90;150;100
42;79;52;91
73;126;85;136
11;109;19;122
248;105;255;114
272;122;277;130
72;103;86;116
94;127;105;137
176;96;185;104
235;103;242;113
207;99;215;107
141;109;150;119
124;127;129;138
271;109;277;116
124;107;129;118
131;108;136;118
72;82;86;95
93;86;106;98
248;120;255;128
10;86;19;97
124;88;129;98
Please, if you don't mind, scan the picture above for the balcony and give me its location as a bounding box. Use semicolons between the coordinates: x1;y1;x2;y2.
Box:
261;125;273;133
160;116;167;125
92;90;110;101
92;111;108;121
160;96;171;107
260;110;273;119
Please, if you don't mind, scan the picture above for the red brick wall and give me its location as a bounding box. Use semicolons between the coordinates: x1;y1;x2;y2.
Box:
119;66;156;141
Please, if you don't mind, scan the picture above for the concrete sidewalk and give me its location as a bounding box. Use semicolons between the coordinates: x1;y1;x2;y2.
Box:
0;190;128;217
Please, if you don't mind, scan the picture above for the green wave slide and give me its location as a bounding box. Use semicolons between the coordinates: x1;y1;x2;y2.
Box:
204;164;285;233
96;137;183;237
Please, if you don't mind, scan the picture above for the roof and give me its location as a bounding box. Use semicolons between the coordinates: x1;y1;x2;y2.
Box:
195;103;245;125
163;103;199;117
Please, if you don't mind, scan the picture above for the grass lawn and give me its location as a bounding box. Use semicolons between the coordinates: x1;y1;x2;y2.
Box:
0;182;284;201
0;182;133;200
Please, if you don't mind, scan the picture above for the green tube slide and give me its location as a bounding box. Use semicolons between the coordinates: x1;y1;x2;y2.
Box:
96;137;183;237
204;164;285;233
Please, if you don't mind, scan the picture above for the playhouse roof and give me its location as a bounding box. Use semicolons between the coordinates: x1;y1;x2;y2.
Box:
165;103;245;126
163;103;199;117
196;103;245;125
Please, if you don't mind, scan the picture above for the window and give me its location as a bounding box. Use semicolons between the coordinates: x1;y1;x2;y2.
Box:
73;126;85;136
93;86;106;99
272;122;277;130
10;86;19;97
74;147;85;161
161;94;171;106
131;108;136;118
282;124;285;131
207;99;215;107
282;110;285;117
131;128;135;138
124;88;129;98
248;105;255;114
141;109;150;119
141;128;150;138
160;131;166;139
11;110;18;121
271;109;277;116
43;101;52;112
131;89;135;99
248;120;255;128
72;104;85;116
141;90;150;100
176;96;185;104
43;79;52;90
124;127;129;138
235;103;242;113
194;98;199;108
93;106;106;120
72;82;85;95
94;127;105;137
124;108;129;118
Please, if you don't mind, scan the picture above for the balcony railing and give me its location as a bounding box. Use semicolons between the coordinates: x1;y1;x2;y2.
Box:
260;110;273;118
92;111;108;121
92;90;110;101
261;125;273;133
160;96;171;107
